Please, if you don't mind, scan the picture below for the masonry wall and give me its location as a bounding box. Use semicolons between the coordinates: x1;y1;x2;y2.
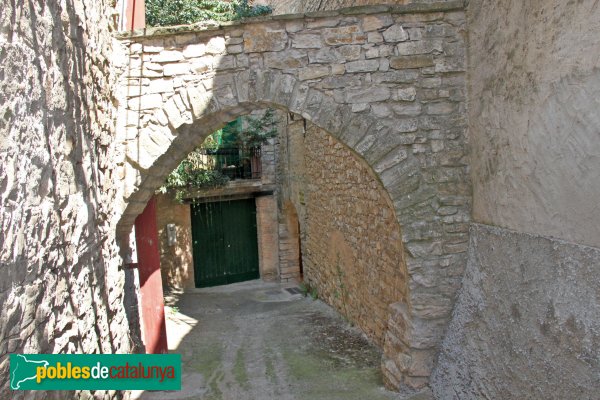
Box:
155;194;195;290
431;0;600;398
118;3;470;388
259;0;454;15
288;121;409;347
0;0;137;398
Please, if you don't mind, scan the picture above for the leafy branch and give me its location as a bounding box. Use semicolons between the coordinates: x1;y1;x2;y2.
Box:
146;0;272;27
158;110;278;202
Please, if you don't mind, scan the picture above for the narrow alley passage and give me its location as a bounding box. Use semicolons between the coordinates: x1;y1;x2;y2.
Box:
132;281;398;400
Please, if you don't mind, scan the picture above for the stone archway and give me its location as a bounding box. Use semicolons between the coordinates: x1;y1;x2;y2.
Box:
114;3;470;389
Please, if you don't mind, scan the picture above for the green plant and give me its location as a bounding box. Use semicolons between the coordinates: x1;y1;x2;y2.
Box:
236;108;279;148
299;281;318;300
299;282;309;297
146;0;272;27
158;154;230;203
158;111;278;202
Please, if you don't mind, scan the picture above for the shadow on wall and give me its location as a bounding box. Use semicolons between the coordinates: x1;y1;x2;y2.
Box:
155;193;195;291
257;0;426;15
116;4;470;391
0;0;143;397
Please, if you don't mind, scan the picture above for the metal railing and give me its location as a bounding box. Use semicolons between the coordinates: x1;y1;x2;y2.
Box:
196;147;262;180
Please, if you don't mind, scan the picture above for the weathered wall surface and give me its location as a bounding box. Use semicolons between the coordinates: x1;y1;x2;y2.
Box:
467;0;600;247
0;0;137;398
255;195;281;281
258;0;453;15
432;224;600;399
432;0;600;397
302;122;408;347
276;115;308;283
155;193;195;290
116;3;470;388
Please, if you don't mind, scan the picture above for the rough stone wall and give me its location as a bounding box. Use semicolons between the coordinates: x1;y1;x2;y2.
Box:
301;122;408;347
0;0;137;398
432;224;600;399
257;0;453;15
277;200;303;282
432;0;600;397
116;3;469;388
155;193;195;290
276;114;307;282
255;195;281;281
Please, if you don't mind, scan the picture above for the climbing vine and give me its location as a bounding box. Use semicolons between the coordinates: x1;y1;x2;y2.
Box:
146;0;272;27
158;110;279;203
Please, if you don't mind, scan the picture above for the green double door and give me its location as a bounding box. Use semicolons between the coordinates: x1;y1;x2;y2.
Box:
191;198;260;288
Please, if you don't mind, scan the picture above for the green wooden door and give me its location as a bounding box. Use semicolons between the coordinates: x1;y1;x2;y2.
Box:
191;198;260;288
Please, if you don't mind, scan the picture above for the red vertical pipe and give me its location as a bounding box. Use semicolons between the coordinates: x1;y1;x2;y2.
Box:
134;196;169;354
125;0;146;30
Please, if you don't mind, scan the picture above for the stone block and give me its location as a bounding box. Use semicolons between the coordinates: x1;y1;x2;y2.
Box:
420;77;442;88
345;59;380;73
227;45;243;54
372;70;419;84
383;24;409;42
426;101;455;115
146;79;174;94
187;87;216;119
397;40;443;55
265;50;307;69
292;34;322;49
392;103;422;116
163;63;191;76
306;18;339;29
182;43;206;58
390;55;434;69
128;93;162;111
368;31;384;44
338;45;362;61
152;50;184;63
396;87;417;101
362;14;394;32
308;48;345;64
323;25;366;45
345;86;390;103
299;66;330;81
206;36;226;54
244;26;287;53
212;55;236;70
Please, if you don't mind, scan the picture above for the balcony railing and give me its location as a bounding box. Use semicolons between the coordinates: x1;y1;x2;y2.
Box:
196;147;262;180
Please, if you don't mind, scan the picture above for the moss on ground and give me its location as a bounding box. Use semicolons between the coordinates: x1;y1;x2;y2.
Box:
282;348;393;400
233;347;249;389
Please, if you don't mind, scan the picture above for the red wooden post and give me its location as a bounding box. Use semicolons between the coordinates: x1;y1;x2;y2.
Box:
134;196;169;354
123;0;146;30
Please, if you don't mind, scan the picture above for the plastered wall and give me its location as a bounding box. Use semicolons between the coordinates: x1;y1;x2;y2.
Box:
467;0;600;247
432;1;600;398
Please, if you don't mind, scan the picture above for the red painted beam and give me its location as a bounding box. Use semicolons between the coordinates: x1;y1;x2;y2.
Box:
135;196;169;354
123;0;146;30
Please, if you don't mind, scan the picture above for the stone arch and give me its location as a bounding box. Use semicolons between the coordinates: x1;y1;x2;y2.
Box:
117;70;457;388
122;70;417;224
115;3;470;387
118;70;392;236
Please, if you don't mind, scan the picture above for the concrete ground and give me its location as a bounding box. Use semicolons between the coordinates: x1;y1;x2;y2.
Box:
131;280;400;400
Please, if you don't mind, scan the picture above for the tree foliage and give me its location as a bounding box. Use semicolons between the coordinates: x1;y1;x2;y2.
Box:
158;110;279;202
236;108;278;148
146;0;272;27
